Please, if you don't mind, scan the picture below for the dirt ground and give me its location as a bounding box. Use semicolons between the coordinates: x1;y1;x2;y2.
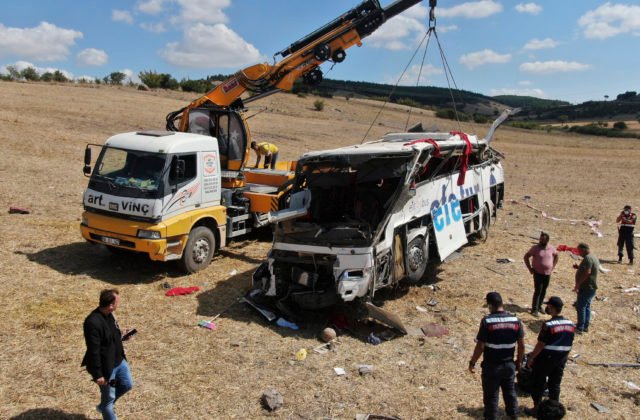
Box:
1;81;639;419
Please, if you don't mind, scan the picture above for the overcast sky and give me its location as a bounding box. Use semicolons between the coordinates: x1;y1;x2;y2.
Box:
2;0;639;103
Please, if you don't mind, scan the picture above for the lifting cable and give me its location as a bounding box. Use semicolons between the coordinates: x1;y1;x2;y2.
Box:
361;0;465;144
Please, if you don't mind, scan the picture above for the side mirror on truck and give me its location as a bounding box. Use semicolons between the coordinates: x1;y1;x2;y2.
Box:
83;146;92;176
170;157;186;180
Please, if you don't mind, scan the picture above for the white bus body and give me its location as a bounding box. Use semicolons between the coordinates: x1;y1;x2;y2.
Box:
253;112;514;309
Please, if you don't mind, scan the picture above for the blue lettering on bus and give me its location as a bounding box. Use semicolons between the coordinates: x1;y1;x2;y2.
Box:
434;198;462;232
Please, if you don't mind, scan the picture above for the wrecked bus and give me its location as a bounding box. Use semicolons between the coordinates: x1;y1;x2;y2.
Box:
252;110;517;309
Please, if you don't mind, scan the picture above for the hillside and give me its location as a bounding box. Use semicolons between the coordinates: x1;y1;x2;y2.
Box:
514;92;640;122
1;81;639;419
492;95;570;110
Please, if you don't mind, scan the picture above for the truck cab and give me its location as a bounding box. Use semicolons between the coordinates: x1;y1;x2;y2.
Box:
81;131;228;272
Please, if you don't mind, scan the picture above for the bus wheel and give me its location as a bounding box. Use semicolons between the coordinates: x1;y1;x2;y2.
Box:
476;205;490;243
405;236;428;283
179;227;215;273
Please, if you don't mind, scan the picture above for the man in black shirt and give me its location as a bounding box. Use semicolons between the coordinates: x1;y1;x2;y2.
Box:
525;296;575;417
469;292;525;419
82;289;133;420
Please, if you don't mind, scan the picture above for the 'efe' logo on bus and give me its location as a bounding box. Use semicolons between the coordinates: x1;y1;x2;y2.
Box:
433;198;462;232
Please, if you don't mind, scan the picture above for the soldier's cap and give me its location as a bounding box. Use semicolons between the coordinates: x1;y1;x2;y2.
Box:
485;292;503;306
624;204;632;210
544;296;564;309
577;243;589;250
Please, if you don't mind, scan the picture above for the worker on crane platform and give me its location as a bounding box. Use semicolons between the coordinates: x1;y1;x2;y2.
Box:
251;141;279;170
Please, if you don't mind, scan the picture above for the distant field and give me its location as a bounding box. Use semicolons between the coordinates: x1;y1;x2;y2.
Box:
1;81;639;419
547;120;640;130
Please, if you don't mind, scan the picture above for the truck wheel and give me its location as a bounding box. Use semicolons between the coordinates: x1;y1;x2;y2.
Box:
332;49;346;63
405;236;428;283
303;68;323;86
313;43;331;61
179;227;215;273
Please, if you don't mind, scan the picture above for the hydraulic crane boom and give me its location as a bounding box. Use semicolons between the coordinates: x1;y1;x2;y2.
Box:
165;0;424;172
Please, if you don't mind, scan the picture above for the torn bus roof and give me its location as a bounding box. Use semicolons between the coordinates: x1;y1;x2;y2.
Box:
299;108;519;161
298;131;488;161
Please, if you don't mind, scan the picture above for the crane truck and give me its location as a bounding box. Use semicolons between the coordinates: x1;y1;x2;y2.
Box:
80;0;425;273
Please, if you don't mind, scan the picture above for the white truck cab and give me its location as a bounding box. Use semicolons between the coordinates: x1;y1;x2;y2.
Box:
81;131;228;272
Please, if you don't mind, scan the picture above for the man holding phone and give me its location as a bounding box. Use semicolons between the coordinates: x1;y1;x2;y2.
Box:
82;289;134;419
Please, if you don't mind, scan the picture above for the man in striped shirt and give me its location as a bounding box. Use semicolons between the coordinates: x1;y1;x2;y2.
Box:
525;296;575;416
469;292;525;419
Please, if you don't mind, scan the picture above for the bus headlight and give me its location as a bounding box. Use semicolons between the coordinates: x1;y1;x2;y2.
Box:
137;229;161;239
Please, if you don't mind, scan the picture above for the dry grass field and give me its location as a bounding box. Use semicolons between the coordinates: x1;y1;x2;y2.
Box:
1;80;639;419
547;120;640;138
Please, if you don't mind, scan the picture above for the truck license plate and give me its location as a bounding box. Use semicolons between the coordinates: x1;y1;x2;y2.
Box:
102;236;120;246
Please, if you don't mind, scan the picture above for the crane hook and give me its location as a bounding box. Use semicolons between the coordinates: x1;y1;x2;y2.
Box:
429;0;437;28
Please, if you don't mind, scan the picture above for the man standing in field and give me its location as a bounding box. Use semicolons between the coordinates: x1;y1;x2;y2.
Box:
616;204;636;265
251;141;279;169
524;232;559;316
572;243;599;334
525;297;575;417
82;289;133;420
469;292;525;419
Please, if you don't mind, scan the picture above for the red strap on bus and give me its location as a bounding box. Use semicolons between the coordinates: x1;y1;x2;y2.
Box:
450;131;471;186
403;138;441;157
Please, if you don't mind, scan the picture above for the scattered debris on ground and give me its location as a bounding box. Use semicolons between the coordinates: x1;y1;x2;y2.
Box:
357;364;374;376
320;327;337;343
8;206;31;214
356;414;400;420
365;302;408;334
261;388;283;412
165;286;200;296
295;348;307;361
275;317;299;330
623;381;640;391
420;323;449;337
367;332;382;345
588;362;640;368
590;402;609;413
197;320;216;330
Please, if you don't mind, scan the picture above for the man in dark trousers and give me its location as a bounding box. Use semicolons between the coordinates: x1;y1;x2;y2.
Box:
82;289;133;420
616;204;636;265
525;297;575;417
469;292;525;419
573;243;599;334
524;232;559;316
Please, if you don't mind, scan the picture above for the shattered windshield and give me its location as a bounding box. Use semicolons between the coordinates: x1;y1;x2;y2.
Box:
276;155;411;246
95;147;167;192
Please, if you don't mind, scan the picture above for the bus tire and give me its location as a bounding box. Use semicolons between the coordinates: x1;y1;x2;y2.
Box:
405;235;428;283
179;226;215;273
476;205;490;243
